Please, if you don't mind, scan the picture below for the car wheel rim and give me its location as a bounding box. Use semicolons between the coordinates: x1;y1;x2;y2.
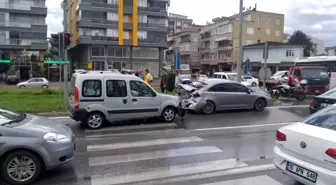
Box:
7;156;36;182
256;100;265;110
164;109;175;121
88;115;102;128
204;102;214;114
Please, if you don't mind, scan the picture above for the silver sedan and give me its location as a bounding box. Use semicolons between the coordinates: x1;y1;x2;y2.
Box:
181;79;272;114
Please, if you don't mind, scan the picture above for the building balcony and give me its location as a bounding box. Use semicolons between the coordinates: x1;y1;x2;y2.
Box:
199;48;210;53
215;33;233;42
0;21;47;31
77;18;118;29
0;39;47;50
0;3;47;15
179;50;190;55
138;7;168;17
200;57;233;65
217;46;233;51
138;23;167;32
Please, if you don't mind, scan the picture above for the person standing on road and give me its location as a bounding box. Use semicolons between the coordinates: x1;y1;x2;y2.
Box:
160;68;168;93
174;70;180;93
144;69;152;85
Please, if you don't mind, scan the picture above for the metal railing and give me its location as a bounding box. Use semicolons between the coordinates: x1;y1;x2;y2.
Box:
0;39;47;45
0;21;46;28
0;3;46;10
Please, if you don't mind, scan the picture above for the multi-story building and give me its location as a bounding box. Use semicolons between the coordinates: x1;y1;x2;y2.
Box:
199;7;284;75
326;46;336;56
168;13;192;35
64;0;170;78
284;34;326;56
0;0;48;79
166;26;202;72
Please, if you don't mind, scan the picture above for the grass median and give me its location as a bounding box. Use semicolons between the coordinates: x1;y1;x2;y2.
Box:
0;86;175;113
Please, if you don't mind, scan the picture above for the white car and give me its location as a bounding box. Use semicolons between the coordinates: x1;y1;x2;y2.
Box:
274;105;336;185
17;77;49;88
243;75;259;87
213;72;251;87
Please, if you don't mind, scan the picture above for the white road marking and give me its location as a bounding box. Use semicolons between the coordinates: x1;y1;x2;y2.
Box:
85;123;177;133
90;159;248;185
200;175;282;185
131;164;277;185
191;122;294;131
267;105;309;108
88;146;222;166
87;136;203;151
86;129;184;139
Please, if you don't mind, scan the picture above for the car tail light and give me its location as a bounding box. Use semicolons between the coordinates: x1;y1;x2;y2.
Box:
74;87;79;110
276;130;286;141
311;98;318;105
326;148;336;159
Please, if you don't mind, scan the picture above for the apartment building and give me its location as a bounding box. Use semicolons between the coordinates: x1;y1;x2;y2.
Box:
168;13;192;35
199;7;284;75
0;0;48;79
284;34;326;56
65;0;169;78
166;26;202;72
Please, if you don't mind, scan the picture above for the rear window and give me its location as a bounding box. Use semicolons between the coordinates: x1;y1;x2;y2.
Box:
82;80;102;97
301;106;336;130
302;68;328;78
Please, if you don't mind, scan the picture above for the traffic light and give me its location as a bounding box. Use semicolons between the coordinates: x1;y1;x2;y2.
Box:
49;33;64;59
64;33;71;46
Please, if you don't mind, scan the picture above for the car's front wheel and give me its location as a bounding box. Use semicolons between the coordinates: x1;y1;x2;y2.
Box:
203;100;216;115
1;151;42;185
86;112;105;129
252;82;257;87
161;107;176;122
254;98;266;111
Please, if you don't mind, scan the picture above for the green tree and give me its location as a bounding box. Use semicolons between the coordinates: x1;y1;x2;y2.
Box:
288;30;313;57
44;50;52;60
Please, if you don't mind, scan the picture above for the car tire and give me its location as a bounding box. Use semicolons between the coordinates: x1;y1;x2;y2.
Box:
161;106;176;122
1;151;42;185
19;85;25;88
203;100;216;115
252;82;257;87
254;98;266;111
42;85;48;89
86;112;105;130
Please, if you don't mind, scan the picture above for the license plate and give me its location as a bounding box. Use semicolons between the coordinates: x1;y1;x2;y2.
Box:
320;103;330;107
286;161;317;183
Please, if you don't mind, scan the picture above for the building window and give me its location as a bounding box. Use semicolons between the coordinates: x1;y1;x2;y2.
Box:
258;39;260;43
246;40;253;45
247;27;254;35
275;30;280;37
137;31;147;40
138;0;147;7
211;29;217;36
123;15;130;23
266;29;271;36
106;29;118;38
276;18;280;26
210;42;217;49
286;50;295;57
176;21;181;26
266;17;271;24
256;16;261;23
92;46;105;56
107;0;118;5
176;29;181;32
78;28;91;36
217;24;231;34
183;23;190;28
138;15;147;23
107;12;118;21
123;31;129;39
192;37;199;42
192;47;198;51
92;29;105;36
243;14;251;21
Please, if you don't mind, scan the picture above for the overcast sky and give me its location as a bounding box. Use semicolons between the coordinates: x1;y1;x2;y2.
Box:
46;0;336;47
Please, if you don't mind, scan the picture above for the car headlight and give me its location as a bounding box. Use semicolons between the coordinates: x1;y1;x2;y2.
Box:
43;132;71;143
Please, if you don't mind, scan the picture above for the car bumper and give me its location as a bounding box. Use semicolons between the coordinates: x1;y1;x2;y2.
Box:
274;145;335;185
44;138;76;170
68;109;88;122
181;98;206;112
309;105;320;114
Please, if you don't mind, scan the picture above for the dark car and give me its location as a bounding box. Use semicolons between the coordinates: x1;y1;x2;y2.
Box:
5;74;19;84
310;87;336;113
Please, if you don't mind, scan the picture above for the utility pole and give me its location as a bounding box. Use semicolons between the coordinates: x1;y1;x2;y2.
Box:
58;33;62;109
263;42;268;91
63;0;68;106
236;0;244;82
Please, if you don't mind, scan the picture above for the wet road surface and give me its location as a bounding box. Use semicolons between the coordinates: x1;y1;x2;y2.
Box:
0;106;310;185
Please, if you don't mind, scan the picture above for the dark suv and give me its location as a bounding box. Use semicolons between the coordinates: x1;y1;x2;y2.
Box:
5;74;19;84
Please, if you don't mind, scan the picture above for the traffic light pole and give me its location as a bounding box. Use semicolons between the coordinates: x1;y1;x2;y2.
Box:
63;1;68;106
58;32;62;109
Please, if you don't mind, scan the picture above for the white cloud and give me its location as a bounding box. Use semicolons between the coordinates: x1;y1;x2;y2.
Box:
46;0;336;46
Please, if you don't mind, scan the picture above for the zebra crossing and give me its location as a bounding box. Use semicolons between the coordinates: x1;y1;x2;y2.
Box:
76;122;293;185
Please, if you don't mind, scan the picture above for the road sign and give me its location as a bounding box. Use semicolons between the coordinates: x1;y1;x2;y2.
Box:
0;60;10;63
44;60;70;64
174;52;181;70
258;67;272;80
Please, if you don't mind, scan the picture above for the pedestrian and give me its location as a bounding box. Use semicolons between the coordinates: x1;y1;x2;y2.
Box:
174;70;180;93
144;69;152;85
160;68;168;93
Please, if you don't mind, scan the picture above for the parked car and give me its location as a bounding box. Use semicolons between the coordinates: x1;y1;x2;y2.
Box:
68;71;185;129
274;104;336;185
5;74;19;85
17;78;49;88
181;79;272;114
0;107;75;185
243;75;259;87
309;87;336;113
213;72;250;87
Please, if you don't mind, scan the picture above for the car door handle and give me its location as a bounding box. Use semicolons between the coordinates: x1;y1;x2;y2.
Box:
132;99;137;102
122;99;128;104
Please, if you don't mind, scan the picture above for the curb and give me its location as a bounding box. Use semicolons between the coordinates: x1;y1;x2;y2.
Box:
34;112;68;117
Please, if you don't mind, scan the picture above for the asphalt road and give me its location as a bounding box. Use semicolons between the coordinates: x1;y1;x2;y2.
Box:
0;106;311;185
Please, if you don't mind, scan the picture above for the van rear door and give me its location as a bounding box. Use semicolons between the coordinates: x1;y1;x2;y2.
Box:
68;75;76;113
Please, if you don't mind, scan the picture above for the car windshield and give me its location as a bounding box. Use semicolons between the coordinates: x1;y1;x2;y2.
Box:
301;105;336;130
302;68;328;78
227;74;246;81
0;108;26;126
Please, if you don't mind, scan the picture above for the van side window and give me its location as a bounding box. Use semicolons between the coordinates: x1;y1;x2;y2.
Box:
106;80;127;97
222;75;227;79
130;81;155;97
82;80;102;97
294;69;301;77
